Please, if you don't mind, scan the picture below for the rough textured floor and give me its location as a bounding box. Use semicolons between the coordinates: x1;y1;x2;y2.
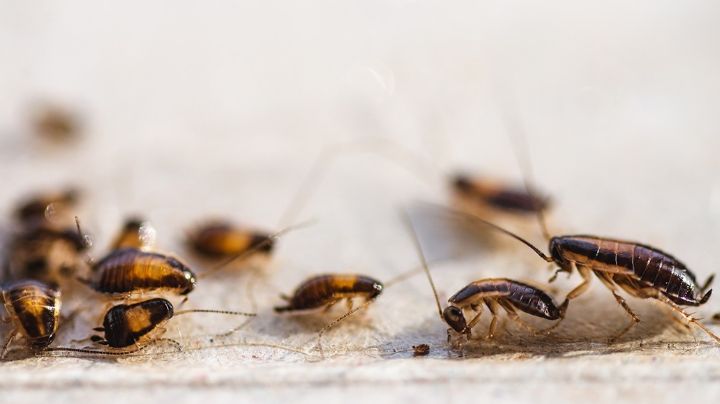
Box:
1;1;720;403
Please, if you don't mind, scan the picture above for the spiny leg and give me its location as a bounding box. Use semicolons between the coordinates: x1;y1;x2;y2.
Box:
559;264;592;316
594;272;640;343
1;329;18;359
656;295;720;344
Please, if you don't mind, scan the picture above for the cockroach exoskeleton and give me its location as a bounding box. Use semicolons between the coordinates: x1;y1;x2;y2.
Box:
186;220;274;260
45;298;255;356
5;224;89;285
0;279;61;358
274;274;384;354
404;213;562;350
109;217;156;251
14;188;79;226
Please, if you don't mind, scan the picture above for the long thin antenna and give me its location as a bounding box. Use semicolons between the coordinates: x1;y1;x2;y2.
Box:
202;219;316;277
277;137;439;229
424;202;553;263
401;209;443;320
174;309;256;317
498;97;552;241
316;297;378;357
45;346;142;356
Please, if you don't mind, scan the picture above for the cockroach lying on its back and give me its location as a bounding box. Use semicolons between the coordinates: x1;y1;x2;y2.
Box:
77;298;253;351
404;213;561;349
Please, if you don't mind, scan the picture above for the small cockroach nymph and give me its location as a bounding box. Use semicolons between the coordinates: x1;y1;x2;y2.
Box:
404;212;562;349
451;173;549;216
89;298;255;349
44;298;255;356
85;248;197;296
14;188;79;226
109;217;156;251
0;280;61;358
274;273;384;353
274;274;384;314
31;103;81;142
5;224;88;285
186;220;273;260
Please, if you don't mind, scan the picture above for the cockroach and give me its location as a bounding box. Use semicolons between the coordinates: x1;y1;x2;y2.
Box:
14;188;79;226
186;220;273;259
274;273;384;353
31;103;80;142
404;213;562;348
436;207;719;343
109;217;156;251
44;298;254;356
451;173;549;215
5;224;88;285
0;280;61;357
84;247;197;296
274;274;384;314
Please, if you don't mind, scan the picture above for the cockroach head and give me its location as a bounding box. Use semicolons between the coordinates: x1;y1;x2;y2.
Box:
442;306;467;333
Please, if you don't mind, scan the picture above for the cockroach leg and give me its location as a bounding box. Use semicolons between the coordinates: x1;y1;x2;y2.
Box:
656;295;720;343
560;265;593;315
464;308;484;337
1;329;18;359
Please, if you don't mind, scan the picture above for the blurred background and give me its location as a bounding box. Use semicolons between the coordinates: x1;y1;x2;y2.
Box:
2;1;720;402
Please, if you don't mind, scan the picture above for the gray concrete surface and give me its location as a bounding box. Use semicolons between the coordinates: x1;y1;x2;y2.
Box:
2;1;720;403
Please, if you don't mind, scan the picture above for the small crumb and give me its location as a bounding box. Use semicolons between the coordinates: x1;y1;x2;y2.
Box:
412;344;430;356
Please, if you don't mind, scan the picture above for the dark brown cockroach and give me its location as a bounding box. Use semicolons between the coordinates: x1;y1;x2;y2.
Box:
439;206;719;343
451;173;549;216
405;213;561;348
14;188;79;226
0;280;61;357
5;224;88;285
31;103;80;142
109;217;156;251
44;298;254;356
186;220;273;259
